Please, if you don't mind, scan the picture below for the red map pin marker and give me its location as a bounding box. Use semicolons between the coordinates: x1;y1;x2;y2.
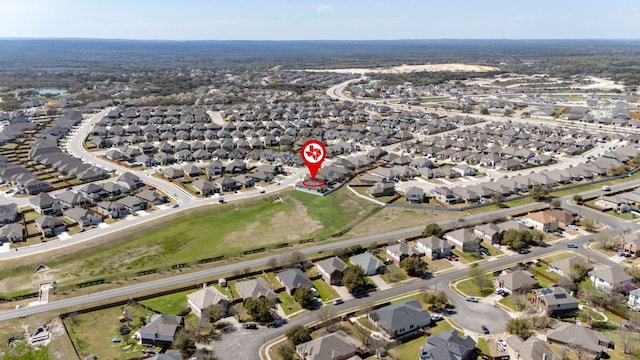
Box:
301;139;326;187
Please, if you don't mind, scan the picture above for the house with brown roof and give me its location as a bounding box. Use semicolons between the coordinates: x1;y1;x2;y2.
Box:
505;335;561;360
474;223;502;244
617;232;640;257
524;211;558;232
494;270;538;295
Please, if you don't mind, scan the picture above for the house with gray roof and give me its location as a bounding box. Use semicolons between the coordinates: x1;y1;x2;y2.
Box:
0;203;18;224
295;330;359;360
349;252;386;276
548;256;593;278
474;223;502;244
368;181;395;197
419;329;476;360
316;257;348;285
531;286;579;316
192;179;217;196
139;314;184;347
116;172;143;190
0;223;25;243
546;322;612;358
55;191;91;208
443;229;480;252
415;236;451;260
63;207;102;227
135;189;167;205
95;201;128;219
187;286;229;318
386;241;420;266
405;186;425;203
588;265;634;294
29;192;62;215
235;278;277;301
369;300;430;339
34;215;66;238
276;268;314;295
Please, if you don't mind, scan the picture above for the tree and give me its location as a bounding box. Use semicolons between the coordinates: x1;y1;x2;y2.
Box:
617;328;639;354
243;297;275;323
491;191;505;205
582;218;596;232
174;328;197;358
342;265;368;293
286;325;311;345
501;229;536;250
294;286;315;310
550;198;561;209
506;318;533;339
480;108;490;115
276;342;296;360
283;251;304;268
529;185;549;201
573;194;584;205
593;234;614;249
467;264;491;293
422;223;444;238
203;304;227;323
568;264;588;282
400;257;427;277
422;291;448;311
316;304;337;323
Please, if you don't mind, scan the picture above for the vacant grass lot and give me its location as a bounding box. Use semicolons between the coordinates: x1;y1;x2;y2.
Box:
0;187;375;293
455;276;494;297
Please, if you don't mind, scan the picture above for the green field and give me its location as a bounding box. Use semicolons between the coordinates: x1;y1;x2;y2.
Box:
139;289;193;315
0;187;376;293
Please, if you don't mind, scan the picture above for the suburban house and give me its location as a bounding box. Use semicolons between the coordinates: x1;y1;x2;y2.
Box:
192;179;217;196
415;236;451;259
443;229;481;252
474;223;503;244
546;322;613;359
386;241;420;266
34;215;66;238
118;195;147;212
235;278;277;300
135;189;168;206
498;220;532;233
276;268;314;295
405;186;425;203
139;314;184;347
419;329;476;360
531;286;579;317
369;300;431;339
546;209;576;227
588;266;634;293
0;203;18;224
29;192;62;215
368;181;395;197
315;257;348;285
618;232;640;256
505;335;561;360
349;252;386;276
116;172;144;190
494;270;539;295
628;288;640;311
186;286;229;318
146;351;182;360
0;223;26;243
548;256;593;278
295;330;359;360
95;201;128;219
63;207;102;227
55;191;91;208
524;211;558;232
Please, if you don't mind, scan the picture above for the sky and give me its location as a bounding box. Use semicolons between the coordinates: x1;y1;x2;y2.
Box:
2;0;640;41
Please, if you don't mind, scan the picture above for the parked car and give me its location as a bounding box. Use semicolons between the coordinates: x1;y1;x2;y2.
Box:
494;288;505;295
244;322;257;329
450;254;459;261
333;298;344;305
602;185;611;191
431;313;443;321
568;224;578;231
518;248;531;254
466;296;478;303
567;243;578;249
481;325;490;334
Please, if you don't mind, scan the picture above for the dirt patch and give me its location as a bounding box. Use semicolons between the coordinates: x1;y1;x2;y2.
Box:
307;63;499;75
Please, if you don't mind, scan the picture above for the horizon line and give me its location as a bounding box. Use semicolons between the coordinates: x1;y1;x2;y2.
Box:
1;37;639;42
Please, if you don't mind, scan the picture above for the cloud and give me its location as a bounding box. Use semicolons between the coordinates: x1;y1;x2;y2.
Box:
316;4;332;12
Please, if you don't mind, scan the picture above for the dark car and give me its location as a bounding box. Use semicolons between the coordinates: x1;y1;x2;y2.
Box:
244;322;257;329
518;248;530;254
567;243;578;249
481;325;490;334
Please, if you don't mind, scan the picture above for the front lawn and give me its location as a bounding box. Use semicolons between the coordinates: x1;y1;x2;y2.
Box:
312;279;339;301
455;277;493;297
451;249;483;263
277;291;301;315
380;264;408;283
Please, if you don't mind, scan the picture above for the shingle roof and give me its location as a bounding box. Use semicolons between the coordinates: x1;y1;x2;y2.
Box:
187;286;228;310
349;252;385;276
370;300;430;335
235;278;277;300
276;268;313;291
296;330;358;360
